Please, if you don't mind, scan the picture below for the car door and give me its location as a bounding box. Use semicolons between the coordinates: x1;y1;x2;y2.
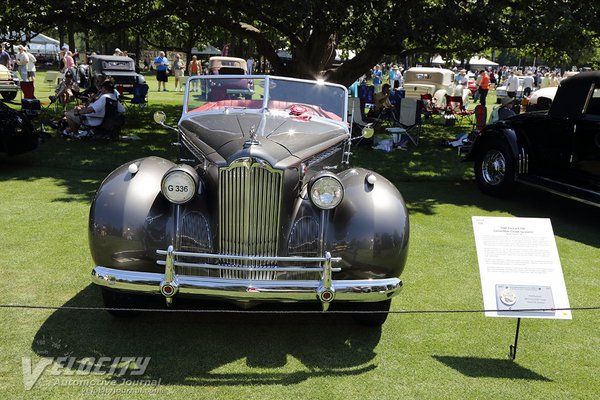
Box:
571;86;600;180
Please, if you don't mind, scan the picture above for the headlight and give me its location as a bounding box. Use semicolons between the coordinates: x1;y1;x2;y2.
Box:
310;175;344;209
161;165;200;204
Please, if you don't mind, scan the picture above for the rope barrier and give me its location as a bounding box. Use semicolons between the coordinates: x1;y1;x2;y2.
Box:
1;304;599;314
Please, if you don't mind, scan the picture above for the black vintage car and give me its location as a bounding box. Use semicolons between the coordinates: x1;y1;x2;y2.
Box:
468;71;600;207
89;55;146;93
0;101;37;155
89;76;409;325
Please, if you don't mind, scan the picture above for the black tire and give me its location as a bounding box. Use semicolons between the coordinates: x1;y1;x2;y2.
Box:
101;288;143;318
1;91;17;101
352;299;392;327
474;137;516;197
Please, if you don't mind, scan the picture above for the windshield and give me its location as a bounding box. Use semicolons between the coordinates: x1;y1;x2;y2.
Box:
185;76;347;123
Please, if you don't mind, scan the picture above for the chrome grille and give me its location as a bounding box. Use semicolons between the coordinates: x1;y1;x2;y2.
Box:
283;216;321;280
219;159;283;280
176;211;213;277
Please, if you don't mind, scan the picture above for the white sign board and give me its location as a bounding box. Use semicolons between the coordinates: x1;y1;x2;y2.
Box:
472;216;571;319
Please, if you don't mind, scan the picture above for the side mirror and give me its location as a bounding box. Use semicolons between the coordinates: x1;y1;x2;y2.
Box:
153;111;166;125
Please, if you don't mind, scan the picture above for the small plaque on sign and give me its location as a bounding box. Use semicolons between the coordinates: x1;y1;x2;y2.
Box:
495;284;555;314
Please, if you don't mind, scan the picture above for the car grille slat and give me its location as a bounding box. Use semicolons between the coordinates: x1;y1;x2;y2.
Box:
218;160;283;280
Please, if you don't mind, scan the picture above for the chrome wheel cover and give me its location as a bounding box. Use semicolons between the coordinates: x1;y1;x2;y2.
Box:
481;149;506;186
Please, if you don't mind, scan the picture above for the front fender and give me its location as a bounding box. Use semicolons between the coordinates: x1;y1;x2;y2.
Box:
467;124;519;162
327;168;409;280
89;156;176;272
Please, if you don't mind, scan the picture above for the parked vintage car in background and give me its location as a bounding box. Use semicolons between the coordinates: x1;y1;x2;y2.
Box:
90;75;410;325
0;64;19;101
467;71;600;207
89;55;146;93
495;76;525;103
207;56;253;99
403;67;470;107
0;101;38;155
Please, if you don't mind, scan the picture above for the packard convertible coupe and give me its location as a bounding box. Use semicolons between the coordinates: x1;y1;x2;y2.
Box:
90;76;409;325
468;71;600;207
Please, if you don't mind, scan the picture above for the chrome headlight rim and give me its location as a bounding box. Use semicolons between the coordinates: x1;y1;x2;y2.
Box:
160;165;200;205
309;173;344;210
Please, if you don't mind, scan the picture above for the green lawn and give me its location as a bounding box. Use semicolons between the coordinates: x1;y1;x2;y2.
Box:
0;71;599;399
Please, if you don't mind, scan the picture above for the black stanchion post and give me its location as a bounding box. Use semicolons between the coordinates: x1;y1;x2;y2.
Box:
509;317;521;360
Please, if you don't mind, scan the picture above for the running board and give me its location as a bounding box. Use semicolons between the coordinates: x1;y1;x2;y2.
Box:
516;175;600;208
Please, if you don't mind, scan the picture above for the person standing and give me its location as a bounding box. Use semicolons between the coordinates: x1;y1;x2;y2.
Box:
173;54;185;91
0;43;10;68
26;48;37;82
16;45;29;81
522;72;534;97
154;51;169;91
505;71;519;99
63;50;75;77
246;57;254;75
187;55;202;92
372;64;383;93
476;69;490;106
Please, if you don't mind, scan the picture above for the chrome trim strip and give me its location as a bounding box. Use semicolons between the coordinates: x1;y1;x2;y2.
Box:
515;176;600;208
92;266;402;302
156;249;342;271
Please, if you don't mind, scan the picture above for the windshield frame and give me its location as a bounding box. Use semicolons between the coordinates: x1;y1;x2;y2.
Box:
183;75;348;126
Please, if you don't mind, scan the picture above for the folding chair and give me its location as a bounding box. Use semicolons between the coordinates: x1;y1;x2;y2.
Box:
357;84;375;117
121;83;149;111
20;81;35;100
457;104;486;156
43;71;60;88
80;98;125;140
19;81;52;136
348;97;373;136
397;97;422;146
444;95;474;125
420;93;444;120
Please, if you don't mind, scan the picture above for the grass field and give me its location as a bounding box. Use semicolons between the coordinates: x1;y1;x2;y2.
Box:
0;71;599;399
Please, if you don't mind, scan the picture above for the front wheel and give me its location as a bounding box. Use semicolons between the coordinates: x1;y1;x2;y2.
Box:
474;137;516;197
352;299;392;327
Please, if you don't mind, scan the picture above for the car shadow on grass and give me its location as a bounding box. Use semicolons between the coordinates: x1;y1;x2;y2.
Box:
432;355;552;381
31;284;384;386
403;180;600;249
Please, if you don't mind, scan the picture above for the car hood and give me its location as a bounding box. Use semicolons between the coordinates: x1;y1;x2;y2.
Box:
179;112;347;168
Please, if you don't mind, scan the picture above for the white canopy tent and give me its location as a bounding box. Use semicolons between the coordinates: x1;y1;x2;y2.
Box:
469;56;499;68
28;33;60;55
431;55;446;65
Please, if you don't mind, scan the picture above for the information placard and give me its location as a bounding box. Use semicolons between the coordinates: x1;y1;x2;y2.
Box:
472;216;571;319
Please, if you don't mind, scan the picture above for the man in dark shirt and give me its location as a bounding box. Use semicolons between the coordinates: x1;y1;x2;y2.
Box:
0;43;11;68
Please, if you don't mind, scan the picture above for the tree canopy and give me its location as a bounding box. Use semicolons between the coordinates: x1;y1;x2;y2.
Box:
3;0;600;85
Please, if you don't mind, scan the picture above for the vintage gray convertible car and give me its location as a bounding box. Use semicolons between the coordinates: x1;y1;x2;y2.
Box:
90;76;409;325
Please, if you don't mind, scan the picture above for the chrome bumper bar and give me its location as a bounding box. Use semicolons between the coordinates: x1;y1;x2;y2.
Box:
91;246;402;309
92;266;402;304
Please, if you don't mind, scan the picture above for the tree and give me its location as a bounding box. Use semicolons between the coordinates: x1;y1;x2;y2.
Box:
4;0;600;85
160;0;600;85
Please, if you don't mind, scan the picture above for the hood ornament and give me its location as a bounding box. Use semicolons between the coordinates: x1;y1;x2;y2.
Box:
244;125;260;148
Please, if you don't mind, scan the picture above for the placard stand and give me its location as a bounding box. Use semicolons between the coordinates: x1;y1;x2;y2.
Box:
509;318;521;360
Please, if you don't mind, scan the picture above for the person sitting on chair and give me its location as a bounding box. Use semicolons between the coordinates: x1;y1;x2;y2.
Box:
368;83;395;120
498;96;516;120
51;70;80;108
63;80;124;136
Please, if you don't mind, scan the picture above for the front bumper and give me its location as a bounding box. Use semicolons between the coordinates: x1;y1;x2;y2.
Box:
91;247;402;308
